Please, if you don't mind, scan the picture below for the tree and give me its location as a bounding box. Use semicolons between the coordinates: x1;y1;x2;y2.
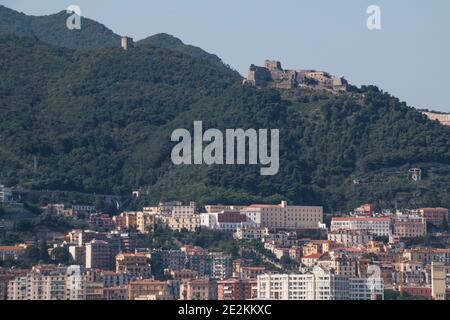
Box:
39;240;50;263
15;220;35;232
24;246;40;265
51;247;72;264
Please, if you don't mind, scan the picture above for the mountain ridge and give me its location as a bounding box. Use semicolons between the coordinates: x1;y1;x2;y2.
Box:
0;7;449;211
0;5;228;68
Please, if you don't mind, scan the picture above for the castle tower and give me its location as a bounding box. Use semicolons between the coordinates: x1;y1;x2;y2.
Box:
121;36;134;50
265;60;283;71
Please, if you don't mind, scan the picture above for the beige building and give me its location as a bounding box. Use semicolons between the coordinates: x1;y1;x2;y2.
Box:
431;262;449;300
179;279;217;300
165;269;198;281
120;212;138;230
86;282;104;300
393;215;426;238
205;205;247;213
162;215;201;232
245;201;323;230
303;241;332;257
158;201;196;216
128;279;175;300
328;230;373;247
116;253;151;279
8;265;82;300
233;227;270;241
418;208;449;227
136;212;155;234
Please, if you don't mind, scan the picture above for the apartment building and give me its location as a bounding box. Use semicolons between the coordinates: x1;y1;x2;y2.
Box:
165;269;198;281
302;241;332;257
66;265;87;300
158;201;196;216
128;279;175;300
0;245;26;261
418;208;449;227
8;265;73;300
240;266;266;280
183;247;232;279
205;205;247;213
431;262;450;300
85;240;114;270
392;215;426;238
151;250;187;272
103;286;128;300
115;253;151;279
330;217;391;237
179;279;217;300
256;266;383;300
217;278;256;300
88;213;113;229
161;215;201;232
245;201;323;230
136;212;155;234
328;230;373;247
233;227;270;241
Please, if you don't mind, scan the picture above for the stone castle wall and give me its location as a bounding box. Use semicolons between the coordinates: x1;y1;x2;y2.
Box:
244;60;348;92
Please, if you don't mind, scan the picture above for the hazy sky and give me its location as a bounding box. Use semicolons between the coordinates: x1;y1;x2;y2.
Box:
2;0;450;112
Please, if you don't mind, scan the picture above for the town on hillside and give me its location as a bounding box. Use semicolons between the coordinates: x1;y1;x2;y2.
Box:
1;185;450;301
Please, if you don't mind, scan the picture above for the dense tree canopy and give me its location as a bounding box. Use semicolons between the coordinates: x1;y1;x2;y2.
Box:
0;7;449;212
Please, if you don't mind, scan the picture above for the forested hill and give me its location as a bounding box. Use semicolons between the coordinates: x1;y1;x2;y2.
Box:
0;5;228;68
0;5;120;49
0;19;450;212
137;33;225;67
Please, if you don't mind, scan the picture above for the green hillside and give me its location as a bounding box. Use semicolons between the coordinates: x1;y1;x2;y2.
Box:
0;9;449;212
0;5;120;49
137;33;225;67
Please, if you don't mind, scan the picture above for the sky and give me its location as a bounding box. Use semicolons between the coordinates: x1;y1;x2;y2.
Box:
1;0;450;112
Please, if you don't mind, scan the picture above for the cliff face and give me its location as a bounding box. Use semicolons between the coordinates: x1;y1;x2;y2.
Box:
244;60;348;92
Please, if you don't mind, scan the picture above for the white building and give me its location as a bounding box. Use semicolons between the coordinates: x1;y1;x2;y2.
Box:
8;265;88;300
200;211;258;232
330;217;391;237
66;265;87;300
256;266;383;300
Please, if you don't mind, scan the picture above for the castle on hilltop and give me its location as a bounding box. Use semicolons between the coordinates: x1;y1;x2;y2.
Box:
243;60;348;92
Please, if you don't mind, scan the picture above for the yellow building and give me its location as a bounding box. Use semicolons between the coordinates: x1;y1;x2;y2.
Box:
136;212;155;234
